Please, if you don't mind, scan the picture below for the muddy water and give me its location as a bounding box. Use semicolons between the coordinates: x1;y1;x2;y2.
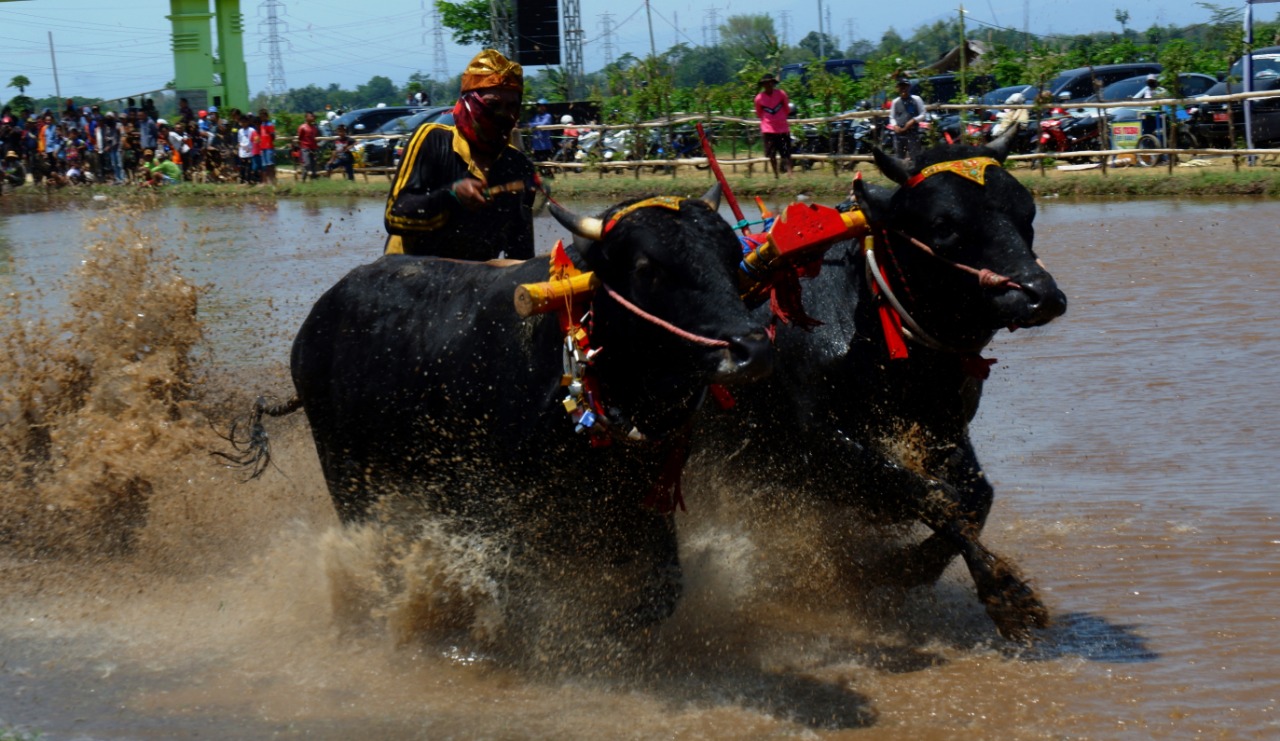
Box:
0;195;1277;739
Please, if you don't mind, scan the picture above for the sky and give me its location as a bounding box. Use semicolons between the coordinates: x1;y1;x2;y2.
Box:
2;0;1277;103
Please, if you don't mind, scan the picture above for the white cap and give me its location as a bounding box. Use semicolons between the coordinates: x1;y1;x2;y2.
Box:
376;102;386;108
560;114;574;124
1007;92;1025;104
156;118;167;126
1147;74;1158;81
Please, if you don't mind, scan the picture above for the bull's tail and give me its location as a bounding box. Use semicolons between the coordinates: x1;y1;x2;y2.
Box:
210;395;303;480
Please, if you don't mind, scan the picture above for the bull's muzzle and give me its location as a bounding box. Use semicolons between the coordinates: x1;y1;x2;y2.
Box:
715;331;774;383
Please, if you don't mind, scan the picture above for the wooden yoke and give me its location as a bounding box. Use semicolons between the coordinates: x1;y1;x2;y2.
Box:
739;203;870;303
514;239;599;318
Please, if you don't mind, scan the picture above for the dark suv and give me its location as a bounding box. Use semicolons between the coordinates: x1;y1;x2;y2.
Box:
1044;63;1163;103
904;73;997;104
321;106;432;136
780;59;867;85
1192;46;1280;146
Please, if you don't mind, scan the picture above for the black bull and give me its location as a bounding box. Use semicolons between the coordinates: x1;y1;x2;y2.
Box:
266;191;773;632
692;137;1068;639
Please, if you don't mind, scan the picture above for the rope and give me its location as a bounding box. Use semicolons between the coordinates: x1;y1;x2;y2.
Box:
601;283;730;348
894;230;1022;290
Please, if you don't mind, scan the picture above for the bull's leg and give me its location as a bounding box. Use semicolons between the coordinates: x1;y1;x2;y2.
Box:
858;452;1049;640
609;512;683;633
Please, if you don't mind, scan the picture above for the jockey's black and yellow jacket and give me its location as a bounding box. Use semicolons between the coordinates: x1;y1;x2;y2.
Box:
383;123;535;260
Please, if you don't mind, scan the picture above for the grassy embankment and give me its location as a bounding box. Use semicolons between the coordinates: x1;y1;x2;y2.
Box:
9;157;1280;204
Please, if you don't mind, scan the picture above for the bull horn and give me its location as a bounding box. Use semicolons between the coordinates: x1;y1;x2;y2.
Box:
986;124;1017;163
548;201;604;241
871;145;911;185
700;183;722;211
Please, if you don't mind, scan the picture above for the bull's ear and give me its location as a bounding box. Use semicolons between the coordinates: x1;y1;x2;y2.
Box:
985;125;1017;163
572;234;603;269
872;146;911;185
853;178;893;223
700;183;722;211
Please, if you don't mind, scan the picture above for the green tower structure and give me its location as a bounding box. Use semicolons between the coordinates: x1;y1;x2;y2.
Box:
0;0;249;109
168;0;249;112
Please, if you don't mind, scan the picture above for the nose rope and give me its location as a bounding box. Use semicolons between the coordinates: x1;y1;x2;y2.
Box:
893;229;1023;290
601;283;730;348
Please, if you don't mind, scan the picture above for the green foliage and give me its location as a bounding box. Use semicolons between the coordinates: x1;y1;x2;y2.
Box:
719;15;781;69
7;76;31;95
436;0;497;47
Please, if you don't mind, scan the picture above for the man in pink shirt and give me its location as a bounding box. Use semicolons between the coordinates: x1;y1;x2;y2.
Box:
754;73;792;178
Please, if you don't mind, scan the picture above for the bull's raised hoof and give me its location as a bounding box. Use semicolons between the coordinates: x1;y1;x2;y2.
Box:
284;193;772;654
693;131;1066;640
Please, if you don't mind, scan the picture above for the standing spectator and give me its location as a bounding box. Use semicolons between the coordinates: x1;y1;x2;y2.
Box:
101;111;125;184
183;120;204;182
296;111;320;181
139;111;158;154
326;124;355;180
527;99;554;163
177;98;195;125
237;113;258;184
754;73;792;178
890;79;928;166
257;108;277;185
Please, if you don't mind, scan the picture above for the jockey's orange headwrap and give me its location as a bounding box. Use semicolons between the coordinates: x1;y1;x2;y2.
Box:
460;49;524;93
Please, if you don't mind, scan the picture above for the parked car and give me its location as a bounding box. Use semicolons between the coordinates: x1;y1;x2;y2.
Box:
1042;63;1163;103
1085;73;1218;102
320;106;432;137
781;58;867;85
1190;46;1280;147
355;106;453;168
902;73;997;104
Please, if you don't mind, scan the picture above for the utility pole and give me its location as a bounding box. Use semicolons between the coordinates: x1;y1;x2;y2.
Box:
779;10;790;47
959;4;967;99
431;2;448;82
644;0;656;59
600;12;616;67
817;0;825;58
258;0;289;100
564;0;584;99
48;32;61;99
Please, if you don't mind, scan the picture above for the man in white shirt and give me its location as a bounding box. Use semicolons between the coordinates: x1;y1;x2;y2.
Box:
889;80;928;165
1132;74;1165;100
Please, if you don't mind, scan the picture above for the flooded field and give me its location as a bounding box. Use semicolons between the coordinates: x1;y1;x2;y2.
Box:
0;193;1277;739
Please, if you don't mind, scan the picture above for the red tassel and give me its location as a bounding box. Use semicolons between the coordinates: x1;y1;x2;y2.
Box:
878;303;910;359
709;383;736;410
643;439;690;514
768;268;823;330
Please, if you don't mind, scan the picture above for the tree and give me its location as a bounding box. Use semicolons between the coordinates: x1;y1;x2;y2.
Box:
356;75;399;105
7;75;31;95
436;0;498;47
797;31;839;60
718;14;780;69
1116;9;1131;34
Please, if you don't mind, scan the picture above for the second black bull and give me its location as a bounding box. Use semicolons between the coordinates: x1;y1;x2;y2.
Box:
692;136;1068;640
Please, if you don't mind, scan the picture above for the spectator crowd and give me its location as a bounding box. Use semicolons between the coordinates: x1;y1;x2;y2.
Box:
0;96;284;191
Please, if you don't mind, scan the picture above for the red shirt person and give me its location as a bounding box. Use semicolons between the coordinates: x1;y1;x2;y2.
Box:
296;111;320;180
754;73;793;178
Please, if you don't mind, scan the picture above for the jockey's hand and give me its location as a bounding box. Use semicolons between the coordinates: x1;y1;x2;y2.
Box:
451;178;489;210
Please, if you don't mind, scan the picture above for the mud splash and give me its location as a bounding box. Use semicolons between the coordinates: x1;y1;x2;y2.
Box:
0;202;204;555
